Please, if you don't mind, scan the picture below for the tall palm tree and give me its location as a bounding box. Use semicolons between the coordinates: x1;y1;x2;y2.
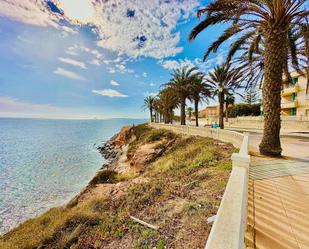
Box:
205;64;243;129
189;0;308;156
165;66;201;125
188;73;212;127
143;96;155;122
158;88;178;124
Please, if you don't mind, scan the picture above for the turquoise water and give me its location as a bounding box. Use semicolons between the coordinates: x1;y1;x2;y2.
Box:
0;118;145;234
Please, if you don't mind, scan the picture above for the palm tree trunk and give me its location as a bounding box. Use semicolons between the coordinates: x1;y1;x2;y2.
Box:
194;99;199;127
219;92;224;129
225;102;228;122
170;108;174;124
259;29;286;156
150;108;153;122
180;97;186;125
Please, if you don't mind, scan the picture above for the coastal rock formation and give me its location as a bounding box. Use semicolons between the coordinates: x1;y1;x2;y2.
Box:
97;126;133;169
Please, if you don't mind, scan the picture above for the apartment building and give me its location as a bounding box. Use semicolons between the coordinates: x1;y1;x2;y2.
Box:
198;105;220;119
281;71;309;116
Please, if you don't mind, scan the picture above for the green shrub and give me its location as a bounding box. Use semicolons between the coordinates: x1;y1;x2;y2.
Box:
228;103;261;117
146;129;174;142
89;170;117;185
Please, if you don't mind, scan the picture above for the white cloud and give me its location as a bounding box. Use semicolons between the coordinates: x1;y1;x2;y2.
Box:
142;72;148;78
17;35;31;43
93;0;199;59
159;58;195;71
159;52;228;72
53;67;84;80
150;82;155;87
9;1;198;60
58;57;87;69
107;64;134;74
89;59;101;66
92;89;128;98
110;80;120;86
67;45;103;59
66;50;78;56
107;67;116;74
0;0;59;27
144;91;158;97
1;1;200;59
0;96;107;119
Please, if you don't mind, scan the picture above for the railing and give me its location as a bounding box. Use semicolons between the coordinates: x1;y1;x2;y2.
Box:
281;100;298;109
149;123;251;249
281;83;299;96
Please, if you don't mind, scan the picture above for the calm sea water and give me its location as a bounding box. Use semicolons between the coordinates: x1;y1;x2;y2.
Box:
0;118;145;234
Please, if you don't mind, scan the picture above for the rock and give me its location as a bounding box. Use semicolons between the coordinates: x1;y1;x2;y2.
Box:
207;215;217;224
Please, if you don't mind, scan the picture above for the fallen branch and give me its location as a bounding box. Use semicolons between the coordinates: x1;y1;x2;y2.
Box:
130;216;159;230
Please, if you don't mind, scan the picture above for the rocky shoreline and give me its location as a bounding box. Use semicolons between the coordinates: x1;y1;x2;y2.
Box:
97;126;132;171
97;137;119;169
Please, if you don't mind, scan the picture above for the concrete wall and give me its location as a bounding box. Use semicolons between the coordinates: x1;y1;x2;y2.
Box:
224;116;309;131
149;123;250;249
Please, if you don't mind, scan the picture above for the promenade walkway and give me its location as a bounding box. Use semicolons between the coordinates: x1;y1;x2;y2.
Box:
246;134;309;249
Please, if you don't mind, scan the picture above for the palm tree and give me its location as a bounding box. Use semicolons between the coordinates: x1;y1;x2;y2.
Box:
158;88;178;124
186;107;193;122
165;66;201;125
225;94;235;122
205;64;243;129
152;98;160;123
189;0;308;156
143;96;155;122
188;73;212;126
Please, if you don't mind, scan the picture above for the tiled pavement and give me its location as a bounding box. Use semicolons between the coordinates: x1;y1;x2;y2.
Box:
246;156;309;249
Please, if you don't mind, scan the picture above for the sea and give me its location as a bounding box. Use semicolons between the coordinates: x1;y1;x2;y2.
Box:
0;118;145;234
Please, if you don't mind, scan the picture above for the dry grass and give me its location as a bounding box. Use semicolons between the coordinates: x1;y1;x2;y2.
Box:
0;124;234;249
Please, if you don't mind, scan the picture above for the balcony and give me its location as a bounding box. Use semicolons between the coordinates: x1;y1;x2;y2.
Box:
281;100;298;109
281;84;299;96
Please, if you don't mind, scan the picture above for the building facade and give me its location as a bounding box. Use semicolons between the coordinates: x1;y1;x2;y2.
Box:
199;105;220;119
281;71;309;116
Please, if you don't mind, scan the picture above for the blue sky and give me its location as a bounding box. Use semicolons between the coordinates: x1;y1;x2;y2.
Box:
0;0;228;119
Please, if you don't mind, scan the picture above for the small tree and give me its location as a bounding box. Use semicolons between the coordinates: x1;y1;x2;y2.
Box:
186;107;193;121
242;87;260;105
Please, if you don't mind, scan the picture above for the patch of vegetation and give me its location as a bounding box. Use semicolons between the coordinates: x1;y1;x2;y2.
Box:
145;129;175;142
127;179;172;212
127;124;177;156
89;170;117;186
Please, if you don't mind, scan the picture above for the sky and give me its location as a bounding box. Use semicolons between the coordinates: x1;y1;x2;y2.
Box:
0;0;229;119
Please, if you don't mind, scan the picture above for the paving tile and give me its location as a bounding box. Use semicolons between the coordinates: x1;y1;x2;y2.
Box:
249;156;309;249
299;243;309;249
